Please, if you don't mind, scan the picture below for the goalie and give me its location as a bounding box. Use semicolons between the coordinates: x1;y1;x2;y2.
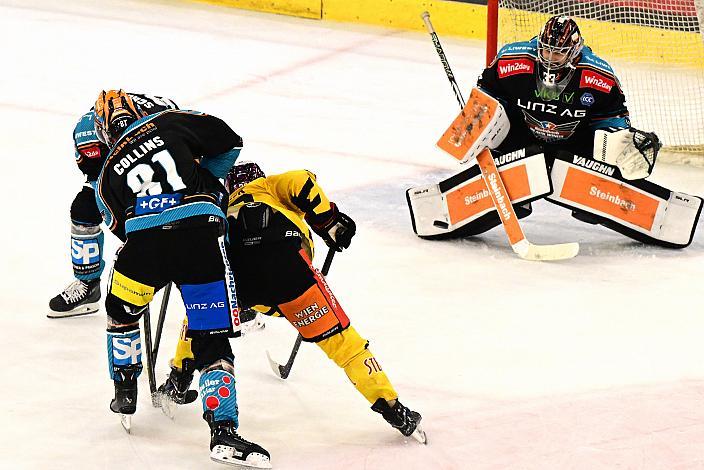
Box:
408;15;701;248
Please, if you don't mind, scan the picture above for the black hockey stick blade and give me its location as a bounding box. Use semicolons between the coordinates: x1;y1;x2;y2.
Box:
266;334;303;379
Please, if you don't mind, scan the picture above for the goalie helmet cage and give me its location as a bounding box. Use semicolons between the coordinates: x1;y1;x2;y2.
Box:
486;0;704;160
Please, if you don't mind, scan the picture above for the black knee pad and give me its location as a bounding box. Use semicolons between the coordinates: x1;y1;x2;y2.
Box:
71;186;102;225
105;293;146;325
190;336;234;371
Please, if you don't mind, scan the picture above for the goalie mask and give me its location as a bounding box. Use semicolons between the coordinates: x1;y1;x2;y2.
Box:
94;90;144;146
224;161;265;193
536;16;584;95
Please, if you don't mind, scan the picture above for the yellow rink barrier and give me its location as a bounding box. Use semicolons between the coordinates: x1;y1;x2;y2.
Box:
192;0;322;19
322;0;486;38
191;0;703;68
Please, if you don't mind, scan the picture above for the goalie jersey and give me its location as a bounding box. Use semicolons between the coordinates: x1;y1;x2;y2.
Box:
478;38;630;157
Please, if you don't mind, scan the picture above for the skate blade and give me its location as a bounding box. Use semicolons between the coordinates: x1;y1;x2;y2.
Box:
120;414;131;434
156;390;199;420
47;302;99;319
157;392;177;420
411;425;427;445
240;319;265;336
210;445;272;469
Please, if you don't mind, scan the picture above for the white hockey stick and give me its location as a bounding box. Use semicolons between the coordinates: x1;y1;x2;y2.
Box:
421;11;579;261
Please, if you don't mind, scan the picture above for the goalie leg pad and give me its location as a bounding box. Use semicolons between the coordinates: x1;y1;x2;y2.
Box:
547;152;702;248
407;146;549;239
318;326;398;404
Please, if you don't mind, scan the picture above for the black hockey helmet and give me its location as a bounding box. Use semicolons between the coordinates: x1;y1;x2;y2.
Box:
224;161;265;193
94;90;144;146
537;16;584;71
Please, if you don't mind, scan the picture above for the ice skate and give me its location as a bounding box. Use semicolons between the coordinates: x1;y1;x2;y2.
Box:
110;371;137;434
209;419;271;468
48;279;100;318
239;308;265;336
372;398;427;444
155;362;198;418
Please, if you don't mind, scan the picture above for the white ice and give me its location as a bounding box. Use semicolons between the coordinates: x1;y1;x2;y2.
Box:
1;1;703;469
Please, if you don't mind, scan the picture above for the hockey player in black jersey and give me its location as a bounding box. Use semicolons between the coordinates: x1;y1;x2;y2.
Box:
409;15;701;248
94;90;270;468
48;93;178;318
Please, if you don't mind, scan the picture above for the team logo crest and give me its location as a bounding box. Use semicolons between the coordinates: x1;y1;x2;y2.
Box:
522;111;580;142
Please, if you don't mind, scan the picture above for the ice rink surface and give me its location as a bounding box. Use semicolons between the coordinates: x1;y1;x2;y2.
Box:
1;0;703;468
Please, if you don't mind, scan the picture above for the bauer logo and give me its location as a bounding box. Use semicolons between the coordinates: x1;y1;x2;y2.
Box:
580;93;595;106
71;239;100;265
497;58;534;78
580;70;614;93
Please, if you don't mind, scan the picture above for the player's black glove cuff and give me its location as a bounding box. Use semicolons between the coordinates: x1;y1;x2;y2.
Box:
306;202;356;252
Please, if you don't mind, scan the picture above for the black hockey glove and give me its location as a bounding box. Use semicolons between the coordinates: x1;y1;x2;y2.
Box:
306;202;356;252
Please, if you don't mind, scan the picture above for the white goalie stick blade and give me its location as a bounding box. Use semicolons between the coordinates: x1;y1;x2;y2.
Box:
476;149;580;261
119;414;131;434
512;239;580;261
210;445;272;469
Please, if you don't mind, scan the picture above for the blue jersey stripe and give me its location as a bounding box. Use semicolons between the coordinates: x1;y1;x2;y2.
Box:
124;202;224;234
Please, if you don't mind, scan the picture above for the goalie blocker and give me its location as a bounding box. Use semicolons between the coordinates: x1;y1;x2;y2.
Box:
547;151;702;248
407;145;551;239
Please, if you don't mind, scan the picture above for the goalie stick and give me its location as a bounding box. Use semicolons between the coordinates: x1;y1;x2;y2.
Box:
265;247;336;379
421;11;579;261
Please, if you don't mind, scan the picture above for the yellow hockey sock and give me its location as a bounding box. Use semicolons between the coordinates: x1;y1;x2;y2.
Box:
317;326;397;404
172;316;193;370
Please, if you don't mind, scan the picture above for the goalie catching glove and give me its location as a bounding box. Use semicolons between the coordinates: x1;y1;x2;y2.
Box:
593;127;661;180
306;202;356;251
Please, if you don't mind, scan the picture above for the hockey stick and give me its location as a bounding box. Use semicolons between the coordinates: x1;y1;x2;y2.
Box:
266;247;336;379
144;283;171;407
151;282;171;364
142;306;158;405
421;12;579;261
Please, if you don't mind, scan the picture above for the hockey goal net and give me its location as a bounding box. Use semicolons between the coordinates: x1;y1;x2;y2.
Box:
487;0;704;161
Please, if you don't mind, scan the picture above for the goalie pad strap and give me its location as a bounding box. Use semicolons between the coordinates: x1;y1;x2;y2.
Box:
547;152;702;248
407;146;550;239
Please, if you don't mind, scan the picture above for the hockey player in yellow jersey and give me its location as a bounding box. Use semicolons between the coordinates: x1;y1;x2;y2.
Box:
158;161;425;443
